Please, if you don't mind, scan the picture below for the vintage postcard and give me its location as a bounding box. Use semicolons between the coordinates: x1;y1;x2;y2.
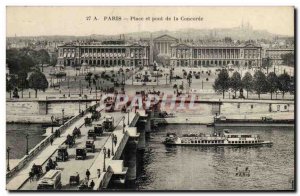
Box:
6;6;295;191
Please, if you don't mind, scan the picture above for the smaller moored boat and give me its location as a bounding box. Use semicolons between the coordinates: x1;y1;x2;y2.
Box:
163;130;272;146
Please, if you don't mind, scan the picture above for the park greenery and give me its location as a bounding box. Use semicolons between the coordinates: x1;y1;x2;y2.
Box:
214;69;293;99
6;48;50;98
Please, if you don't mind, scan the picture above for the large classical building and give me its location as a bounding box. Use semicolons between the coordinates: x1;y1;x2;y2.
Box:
57;35;265;68
264;48;294;65
170;43;262;67
153;34;178;56
57;40;150;67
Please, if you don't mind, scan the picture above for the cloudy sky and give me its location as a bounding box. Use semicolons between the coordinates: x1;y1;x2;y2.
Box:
6;6;294;37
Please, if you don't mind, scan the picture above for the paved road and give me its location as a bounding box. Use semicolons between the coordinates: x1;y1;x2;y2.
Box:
17;110;133;190
6;112;89;190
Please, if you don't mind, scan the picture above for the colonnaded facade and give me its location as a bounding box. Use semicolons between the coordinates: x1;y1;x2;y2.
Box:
58;34;294;68
170;43;262;67
264;48;294;64
57;40;150;67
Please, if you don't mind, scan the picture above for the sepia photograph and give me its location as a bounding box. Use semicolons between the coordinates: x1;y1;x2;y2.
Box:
5;6;295;191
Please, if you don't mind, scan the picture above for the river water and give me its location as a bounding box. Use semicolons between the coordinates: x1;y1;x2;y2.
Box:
134;125;294;191
6;123;47;159
7;123;294;191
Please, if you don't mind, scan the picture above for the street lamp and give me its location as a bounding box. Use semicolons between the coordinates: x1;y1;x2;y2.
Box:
78;100;81;114
103;147;106;172
127;112;130;125
51;115;54;133
7;147;10;171
26;134;29;155
85;95;88;109
111;134;114;156
123;117;125;133
62;109;65;124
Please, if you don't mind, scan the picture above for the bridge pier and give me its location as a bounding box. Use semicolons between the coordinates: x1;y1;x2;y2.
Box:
125;138;138;181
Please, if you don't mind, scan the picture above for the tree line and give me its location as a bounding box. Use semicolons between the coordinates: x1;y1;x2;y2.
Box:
213;69;293;100
6;48;49;98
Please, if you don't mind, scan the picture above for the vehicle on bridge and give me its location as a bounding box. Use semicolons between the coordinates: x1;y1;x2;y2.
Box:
86;140;95;153
46;158;58;172
31;164;43;179
65;134;76;147
37;170;62;190
69;172;80;186
91;111;101;121
105;102;115;112
75;147;87;160
94;124;103;136
103;115;114;132
56;145;69;162
72;127;81;138
88;130;96;140
84;117;92;126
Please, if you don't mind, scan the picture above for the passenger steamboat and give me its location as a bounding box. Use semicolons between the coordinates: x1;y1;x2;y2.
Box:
163;130;272;146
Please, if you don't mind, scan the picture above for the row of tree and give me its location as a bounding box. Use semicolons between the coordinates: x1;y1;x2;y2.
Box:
6;48;50;98
213;69;293;99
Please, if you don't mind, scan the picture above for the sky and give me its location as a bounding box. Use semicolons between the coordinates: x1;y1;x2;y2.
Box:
6;6;294;37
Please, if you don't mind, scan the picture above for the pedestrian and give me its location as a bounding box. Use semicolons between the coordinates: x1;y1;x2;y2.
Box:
107;148;111;158
86;169;91;181
97;169;101;178
50;138;53;145
29;171;34;182
90;180;95;189
114;136;117;146
58;129;61;137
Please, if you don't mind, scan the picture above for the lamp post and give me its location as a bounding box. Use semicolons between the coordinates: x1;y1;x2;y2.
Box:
123;117;125;133
103;147;106;172
85;95;88;109
7;147;10;171
51;115;54;133
26;134;29;155
78;100;81;114
165;73;169;85
62;109;65;124
111;134;114;156
127;112;130;125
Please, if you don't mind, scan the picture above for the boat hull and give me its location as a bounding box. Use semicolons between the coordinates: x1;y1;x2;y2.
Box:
163;141;273;146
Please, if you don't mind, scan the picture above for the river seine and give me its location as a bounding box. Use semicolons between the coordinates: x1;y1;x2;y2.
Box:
134;125;294;190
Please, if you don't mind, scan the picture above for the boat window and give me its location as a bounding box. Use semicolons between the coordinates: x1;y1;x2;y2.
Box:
239;141;241;144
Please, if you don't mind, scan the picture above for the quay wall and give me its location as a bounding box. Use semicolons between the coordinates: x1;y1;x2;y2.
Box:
221;102;294;115
6;102;40;115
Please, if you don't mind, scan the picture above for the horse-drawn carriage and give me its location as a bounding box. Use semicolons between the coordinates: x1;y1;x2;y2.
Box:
94;124;103;136
91;111;101;121
86;140;95;153
87;130;96;140
75;147;87;160
65;134;76;147
31;164;43;179
72;127;81;138
56;145;69;162
45;158;58;172
84;117;92;126
103;116;114;132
